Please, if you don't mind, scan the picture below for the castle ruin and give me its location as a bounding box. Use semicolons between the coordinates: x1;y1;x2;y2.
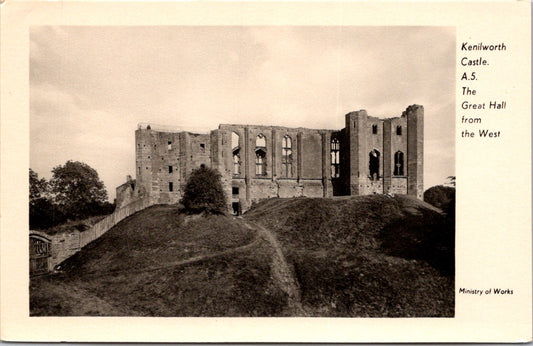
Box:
116;105;423;214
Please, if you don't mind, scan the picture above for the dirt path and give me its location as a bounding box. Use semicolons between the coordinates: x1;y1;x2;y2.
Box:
76;234;262;278
137;236;261;274
53;217;304;315
240;219;304;315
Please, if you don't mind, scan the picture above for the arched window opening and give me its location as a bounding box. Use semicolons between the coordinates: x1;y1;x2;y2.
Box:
331;138;340;178
255;134;267;176
396;125;402;135
255;148;266;176
372;124;378;134
231;132;239;151
369;149;380;180
394;151;404;176
232;132;241;175
282;135;293;177
256;133;266;148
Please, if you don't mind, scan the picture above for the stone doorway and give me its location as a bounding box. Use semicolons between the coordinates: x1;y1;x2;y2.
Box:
232;202;240;216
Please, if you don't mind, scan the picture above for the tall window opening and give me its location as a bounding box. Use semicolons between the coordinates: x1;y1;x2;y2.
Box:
233;152;240;175
331;138;340;178
169;182;173;192
396;125;402;135
168;166;173;173
256;149;266;176
369;149;380;180
372;124;378;134
232;132;240;175
167;141;172;150
282;135;293;177
394;151;404;176
255;133;267;176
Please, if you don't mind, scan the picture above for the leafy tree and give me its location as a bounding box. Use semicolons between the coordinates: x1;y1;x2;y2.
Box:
446;176;456;187
30;168;48;202
49;161;109;220
181;165;227;214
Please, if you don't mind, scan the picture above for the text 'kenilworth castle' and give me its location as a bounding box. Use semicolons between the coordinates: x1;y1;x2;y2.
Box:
116;105;423;214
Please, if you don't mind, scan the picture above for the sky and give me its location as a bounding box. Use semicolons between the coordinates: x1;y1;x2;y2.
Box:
30;26;455;201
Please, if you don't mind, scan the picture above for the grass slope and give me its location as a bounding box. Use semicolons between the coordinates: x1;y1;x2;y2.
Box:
245;195;454;317
31;205;287;316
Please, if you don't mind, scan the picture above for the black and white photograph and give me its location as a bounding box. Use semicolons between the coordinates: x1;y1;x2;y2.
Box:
28;25;456;317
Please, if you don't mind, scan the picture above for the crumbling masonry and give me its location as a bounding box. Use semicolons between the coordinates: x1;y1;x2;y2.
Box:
116;105;423;214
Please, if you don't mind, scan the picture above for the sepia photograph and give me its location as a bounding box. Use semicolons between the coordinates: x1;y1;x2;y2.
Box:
28;26;456;317
2;0;531;342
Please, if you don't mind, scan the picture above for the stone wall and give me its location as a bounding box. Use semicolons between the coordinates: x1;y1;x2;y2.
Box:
301;132;323;179
50;230;81;268
390;177;408;194
115;176;137;209
277;179;303;198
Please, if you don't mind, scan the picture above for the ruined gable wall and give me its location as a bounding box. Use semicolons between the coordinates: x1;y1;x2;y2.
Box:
115;178;136;209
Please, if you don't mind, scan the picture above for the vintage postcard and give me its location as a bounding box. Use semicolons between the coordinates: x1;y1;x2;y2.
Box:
1;0;531;343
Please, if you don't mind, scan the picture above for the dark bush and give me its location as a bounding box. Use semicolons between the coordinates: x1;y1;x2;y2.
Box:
181;165;227;214
424;185;455;212
30;197;66;229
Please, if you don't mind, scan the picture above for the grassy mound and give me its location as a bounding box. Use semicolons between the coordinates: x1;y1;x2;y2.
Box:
31;195;454;317
31;205;287;316
245;195;454;317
